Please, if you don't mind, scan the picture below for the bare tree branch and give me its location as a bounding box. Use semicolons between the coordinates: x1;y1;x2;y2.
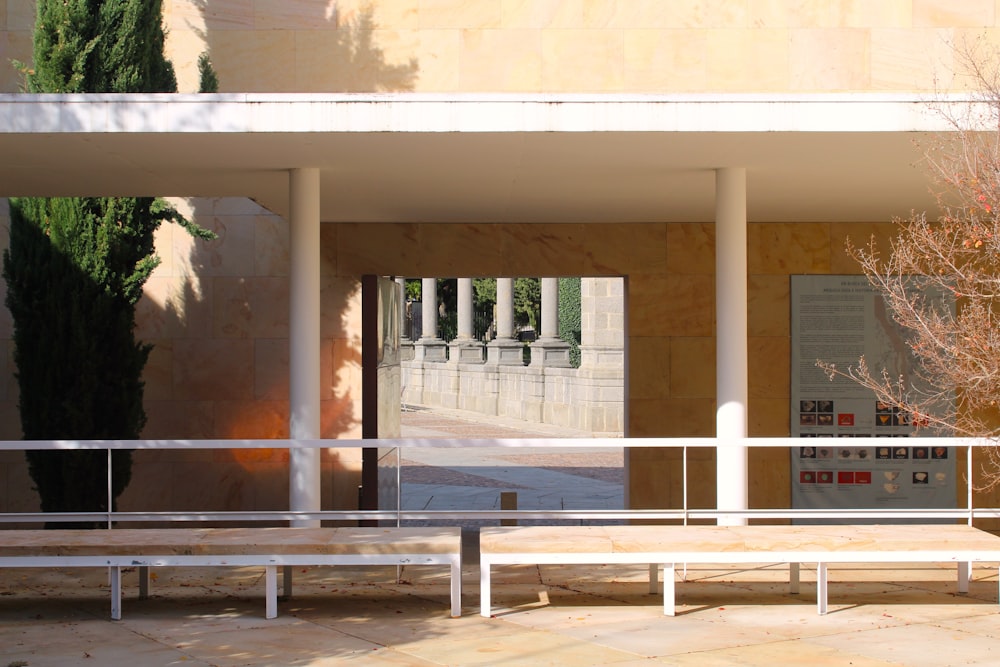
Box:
818;36;1000;488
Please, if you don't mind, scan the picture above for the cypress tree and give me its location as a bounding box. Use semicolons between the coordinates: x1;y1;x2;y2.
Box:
198;52;219;93
4;0;213;527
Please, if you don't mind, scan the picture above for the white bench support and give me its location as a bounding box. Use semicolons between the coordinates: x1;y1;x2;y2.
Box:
110;566;123;621
663;565;675;616
138;565;150;600
480;525;1000;618
816;562;828;615
1;527;463;620
650;561;801;595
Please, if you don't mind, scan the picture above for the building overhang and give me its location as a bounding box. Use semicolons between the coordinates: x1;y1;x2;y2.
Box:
0;92;983;223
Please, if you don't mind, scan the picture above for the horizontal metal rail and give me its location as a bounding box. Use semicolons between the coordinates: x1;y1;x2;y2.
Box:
0;508;986;523
0;436;996;526
0;436;984;450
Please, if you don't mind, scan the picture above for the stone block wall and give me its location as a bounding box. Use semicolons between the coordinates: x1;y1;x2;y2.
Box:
402;359;625;437
3;1;999;94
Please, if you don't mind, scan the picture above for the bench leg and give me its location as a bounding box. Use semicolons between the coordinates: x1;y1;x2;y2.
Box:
450;556;462;617
816;563;828;615
265;566;278;619
790;562;800;595
110;566;123;621
480;559;492;618
282;565;293;599
662;564;676;616
663;563;677;616
958;562;970;594
138;565;150;600
649;563;658;594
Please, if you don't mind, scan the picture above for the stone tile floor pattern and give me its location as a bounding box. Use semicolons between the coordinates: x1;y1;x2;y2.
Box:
397;405;624;527
3;561;1000;666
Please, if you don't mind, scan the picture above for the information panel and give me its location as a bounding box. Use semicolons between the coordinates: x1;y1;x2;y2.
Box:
789;275;956;520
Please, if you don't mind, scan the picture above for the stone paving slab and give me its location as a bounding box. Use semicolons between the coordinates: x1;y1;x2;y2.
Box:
398;405;624;518
2;562;1000;666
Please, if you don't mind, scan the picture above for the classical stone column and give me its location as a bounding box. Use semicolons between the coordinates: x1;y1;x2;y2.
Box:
450;277;484;363
396;277;408;341
540;278;558;339
715;167;749;526
421;278;437;338
415;277;446;362
288;167;320;527
530;277;571;367
496;278;513;338
487;277;523;364
397;277;414;361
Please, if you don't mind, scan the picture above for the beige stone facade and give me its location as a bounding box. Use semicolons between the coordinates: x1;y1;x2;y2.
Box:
2;1;999;521
2;1;999;95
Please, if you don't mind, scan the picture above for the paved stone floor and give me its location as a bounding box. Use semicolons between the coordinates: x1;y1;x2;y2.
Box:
398;405;624;539
3;560;999;666
2;407;1000;666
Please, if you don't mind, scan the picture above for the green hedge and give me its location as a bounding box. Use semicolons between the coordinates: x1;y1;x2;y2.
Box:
558;277;581;368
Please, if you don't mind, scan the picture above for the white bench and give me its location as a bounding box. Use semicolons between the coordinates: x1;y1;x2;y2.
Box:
479;524;1000;617
0;526;462;619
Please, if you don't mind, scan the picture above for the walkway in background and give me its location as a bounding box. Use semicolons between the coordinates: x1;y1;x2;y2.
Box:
398;405;624;533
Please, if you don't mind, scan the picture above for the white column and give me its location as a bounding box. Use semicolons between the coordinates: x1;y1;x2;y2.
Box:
539;277;558;339
715;167;748;526
289;167;321;526
496;278;514;339
456;278;473;340
421;277;438;340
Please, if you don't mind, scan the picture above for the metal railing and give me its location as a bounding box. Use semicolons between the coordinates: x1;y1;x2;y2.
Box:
0;436;996;526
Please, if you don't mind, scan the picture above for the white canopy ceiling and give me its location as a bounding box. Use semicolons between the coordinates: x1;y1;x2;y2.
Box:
0;92;973;223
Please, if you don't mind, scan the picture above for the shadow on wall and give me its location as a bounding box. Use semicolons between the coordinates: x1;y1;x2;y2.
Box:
185;1;419;92
117;3;422;517
0;0;420;520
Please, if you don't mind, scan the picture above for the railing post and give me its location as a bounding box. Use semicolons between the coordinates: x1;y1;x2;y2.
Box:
107;448;113;529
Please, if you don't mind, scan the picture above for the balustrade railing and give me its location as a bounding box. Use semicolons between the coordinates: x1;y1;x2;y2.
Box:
0;437;996;527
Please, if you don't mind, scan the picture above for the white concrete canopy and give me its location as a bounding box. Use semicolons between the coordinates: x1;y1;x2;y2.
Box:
0;92;976;224
0;91;977;519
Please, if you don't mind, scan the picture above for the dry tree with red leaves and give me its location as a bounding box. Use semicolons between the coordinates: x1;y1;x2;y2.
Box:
818;39;1000;487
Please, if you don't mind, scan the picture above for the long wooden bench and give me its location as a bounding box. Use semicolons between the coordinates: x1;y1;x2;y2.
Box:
479;524;1000;617
0;526;462;620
